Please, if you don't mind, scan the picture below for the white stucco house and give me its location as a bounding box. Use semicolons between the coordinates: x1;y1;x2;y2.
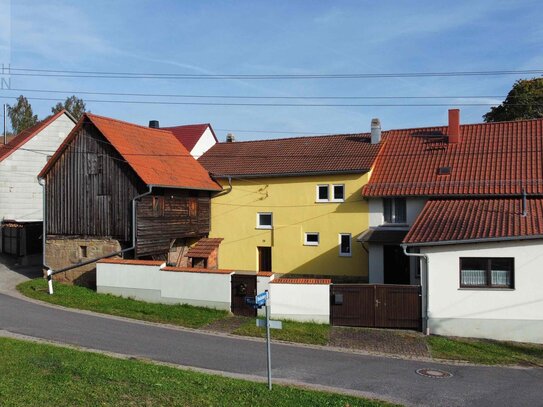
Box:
0;110;76;256
163;123;218;159
360;109;543;343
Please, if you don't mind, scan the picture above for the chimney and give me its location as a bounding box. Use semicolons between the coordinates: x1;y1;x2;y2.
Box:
448;109;460;143
149;120;160;129
370;118;381;144
226;133;235;143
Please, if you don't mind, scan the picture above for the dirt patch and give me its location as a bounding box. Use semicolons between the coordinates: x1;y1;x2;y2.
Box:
203;315;251;334
329;326;430;358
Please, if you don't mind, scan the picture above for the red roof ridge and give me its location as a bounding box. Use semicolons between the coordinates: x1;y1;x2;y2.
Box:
213;132;371;145
163;123;210;129
85;112;174;135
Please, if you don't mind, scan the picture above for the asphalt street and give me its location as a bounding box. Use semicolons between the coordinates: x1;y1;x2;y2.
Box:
1;292;542;406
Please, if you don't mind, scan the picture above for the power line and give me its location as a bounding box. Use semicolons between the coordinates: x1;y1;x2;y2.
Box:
7;67;543;80
3;87;508;100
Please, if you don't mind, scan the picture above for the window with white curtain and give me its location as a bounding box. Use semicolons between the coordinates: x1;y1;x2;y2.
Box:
460;258;514;288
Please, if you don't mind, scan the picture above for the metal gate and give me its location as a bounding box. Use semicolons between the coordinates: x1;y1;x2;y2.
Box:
331;284;421;330
231;274;257;316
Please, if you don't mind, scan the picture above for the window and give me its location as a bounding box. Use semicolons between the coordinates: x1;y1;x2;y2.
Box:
79;245;88;258
257;212;273;229
304;232;319;246
332;184;345;202
383;198;406;224
339;233;352;256
460;258;514;288
152;196;165;217
316;185;329;202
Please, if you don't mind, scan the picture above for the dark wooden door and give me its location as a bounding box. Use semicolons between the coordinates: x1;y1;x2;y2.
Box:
331;284;421;330
383;245;410;284
258;247;272;272
231;274;257;316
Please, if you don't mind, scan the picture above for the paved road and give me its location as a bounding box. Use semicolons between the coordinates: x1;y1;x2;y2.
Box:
0;293;542;406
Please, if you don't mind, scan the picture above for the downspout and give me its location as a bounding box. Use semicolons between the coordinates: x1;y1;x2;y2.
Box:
212;176;232;198
38;182;153;294
401;244;430;335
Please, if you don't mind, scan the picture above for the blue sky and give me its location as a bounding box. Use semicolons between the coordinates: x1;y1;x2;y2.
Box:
0;0;542;140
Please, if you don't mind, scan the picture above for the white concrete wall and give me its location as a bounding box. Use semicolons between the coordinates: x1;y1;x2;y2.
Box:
256;273;274;317
421;240;543;344
269;282;330;323
97;261;233;310
191;127;217;158
0;113;75;222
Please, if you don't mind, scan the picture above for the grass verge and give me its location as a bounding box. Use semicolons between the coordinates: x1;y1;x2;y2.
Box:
0;337;395;407
428;335;543;366
17;278;228;329
233;318;330;346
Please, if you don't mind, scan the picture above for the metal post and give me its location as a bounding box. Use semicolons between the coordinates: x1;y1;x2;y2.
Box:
265;299;272;390
46;269;54;295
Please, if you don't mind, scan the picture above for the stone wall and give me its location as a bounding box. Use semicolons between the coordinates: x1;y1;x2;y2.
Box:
45;237;122;287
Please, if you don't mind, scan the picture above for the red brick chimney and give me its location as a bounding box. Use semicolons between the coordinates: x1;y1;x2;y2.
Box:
448;109;460;143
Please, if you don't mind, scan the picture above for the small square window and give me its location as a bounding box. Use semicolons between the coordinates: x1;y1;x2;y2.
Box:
304;232;319;246
257;212;273;229
80;245;88;258
332;184;345;202
316;185;329;202
339;233;352;256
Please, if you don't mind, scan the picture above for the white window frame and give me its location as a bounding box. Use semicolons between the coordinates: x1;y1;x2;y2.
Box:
316;185;329;202
304;232;320;246
339;233;352;257
256;212;273;229
331;184;345;202
383;198;407;224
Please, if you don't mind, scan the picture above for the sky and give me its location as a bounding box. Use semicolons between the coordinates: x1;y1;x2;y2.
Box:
0;0;542;141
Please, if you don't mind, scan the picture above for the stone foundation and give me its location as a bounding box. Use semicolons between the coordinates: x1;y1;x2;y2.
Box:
45;237;122;287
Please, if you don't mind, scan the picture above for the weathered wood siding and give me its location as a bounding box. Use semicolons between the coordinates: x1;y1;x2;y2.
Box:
45;121;143;240
136;190;211;256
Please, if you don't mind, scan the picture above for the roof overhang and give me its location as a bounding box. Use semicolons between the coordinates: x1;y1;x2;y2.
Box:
358;228;409;244
403;234;543;247
148;183;222;192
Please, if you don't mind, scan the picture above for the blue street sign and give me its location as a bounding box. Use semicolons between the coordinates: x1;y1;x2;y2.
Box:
255;291;268;306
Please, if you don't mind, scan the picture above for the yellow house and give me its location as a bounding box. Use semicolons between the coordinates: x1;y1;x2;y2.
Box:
199;131;382;282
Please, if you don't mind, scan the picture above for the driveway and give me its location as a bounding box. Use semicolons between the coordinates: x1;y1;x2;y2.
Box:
0;254;42;293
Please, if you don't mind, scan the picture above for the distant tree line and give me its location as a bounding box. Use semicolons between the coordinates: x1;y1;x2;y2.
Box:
5;95;87;135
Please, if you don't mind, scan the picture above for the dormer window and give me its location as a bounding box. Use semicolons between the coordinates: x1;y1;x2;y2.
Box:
437;166;451;175
383;198;406;224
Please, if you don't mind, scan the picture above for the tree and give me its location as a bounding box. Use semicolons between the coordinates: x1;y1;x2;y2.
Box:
7;95;38;134
52;95;87;120
483;78;543;122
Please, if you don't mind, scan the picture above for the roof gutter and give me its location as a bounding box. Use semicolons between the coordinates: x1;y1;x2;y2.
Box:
401;244;430;335
40;184;153;294
148;183;221;192
403;234;543;247
211;176;233;198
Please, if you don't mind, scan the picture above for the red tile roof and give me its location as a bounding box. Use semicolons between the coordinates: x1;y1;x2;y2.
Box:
97;258;164;266
198;134;381;176
270;278;331;285
39;113;221;191
0;110;73;163
363;118;543;197
186;238;223;258
162;123;216;152
161;266;233;274
404;198;543;245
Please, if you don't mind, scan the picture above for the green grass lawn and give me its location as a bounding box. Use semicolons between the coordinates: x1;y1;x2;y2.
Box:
427;335;543;366
18;278;228;329
234;318;330;346
0;337;395;407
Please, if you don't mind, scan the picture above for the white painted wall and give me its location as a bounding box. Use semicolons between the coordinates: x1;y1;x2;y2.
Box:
256;273;274;317
420;240;543;344
368;197;427;228
0;113;75;221
269;282;330;323
191;127;217;159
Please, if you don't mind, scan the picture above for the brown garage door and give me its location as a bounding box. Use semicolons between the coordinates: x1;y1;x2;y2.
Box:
331;284;421;330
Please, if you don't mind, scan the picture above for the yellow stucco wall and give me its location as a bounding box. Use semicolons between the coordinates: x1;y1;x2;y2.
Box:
209;173;370;278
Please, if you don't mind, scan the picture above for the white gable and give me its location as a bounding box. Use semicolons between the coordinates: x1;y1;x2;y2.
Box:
190;127;217;159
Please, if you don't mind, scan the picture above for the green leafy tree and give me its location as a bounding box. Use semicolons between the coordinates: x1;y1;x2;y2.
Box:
7;95;38;134
52;95;87;120
483;78;543;122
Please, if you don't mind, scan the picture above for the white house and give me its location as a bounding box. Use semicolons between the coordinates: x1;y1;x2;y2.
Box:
162;123;218;158
360;109;543;343
0;110;76;255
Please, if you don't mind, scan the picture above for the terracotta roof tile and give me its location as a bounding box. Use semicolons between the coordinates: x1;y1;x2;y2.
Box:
0;110;72;163
186;238;223;258
161;266;233;274
404;198;543;245
363;118;543;197
199;134;381;176
39;113;221;191
162;123;216;152
270;278;331;284
97;258;163;266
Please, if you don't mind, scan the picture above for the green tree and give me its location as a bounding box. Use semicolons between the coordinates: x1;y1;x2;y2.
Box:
483;78;543;122
7;95;38;134
52;95;87;120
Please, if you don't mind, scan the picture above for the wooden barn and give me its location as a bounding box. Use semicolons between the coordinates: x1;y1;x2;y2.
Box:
38;113;221;286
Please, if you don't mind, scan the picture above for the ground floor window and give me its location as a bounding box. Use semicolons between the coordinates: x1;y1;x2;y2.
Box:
304;232;319;246
460;257;514;288
339;233;351;256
